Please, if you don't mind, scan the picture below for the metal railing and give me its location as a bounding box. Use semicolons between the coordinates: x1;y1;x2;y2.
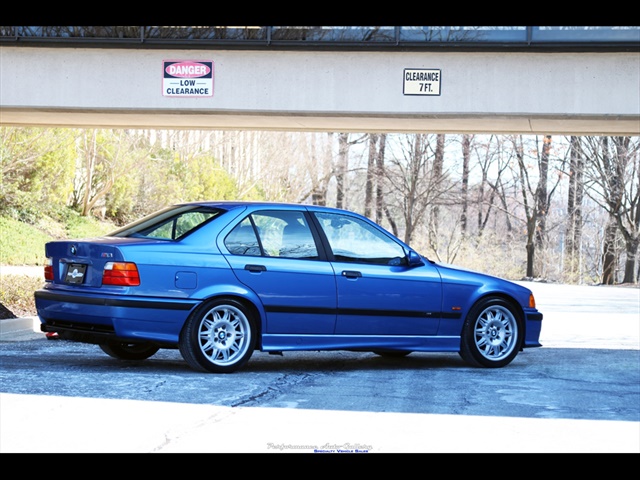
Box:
1;26;638;51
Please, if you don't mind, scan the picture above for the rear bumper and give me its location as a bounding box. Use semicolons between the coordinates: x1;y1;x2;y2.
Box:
35;289;198;345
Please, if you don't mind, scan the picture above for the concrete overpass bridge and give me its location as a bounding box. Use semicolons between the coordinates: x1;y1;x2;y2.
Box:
1;26;639;136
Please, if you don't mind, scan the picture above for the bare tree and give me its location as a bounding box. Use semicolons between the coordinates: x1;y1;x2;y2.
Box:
535;135;552;250
427;134;446;246
364;133;378;218
335;133;349;209
375;134;386;225
384;134;450;247
509;135;561;278
459;134;472;234
334;133;366;209
357;132;395;232
581;136;640;284
373;134;399;236
308;132;333;206
564;136;585;281
469;135;510;237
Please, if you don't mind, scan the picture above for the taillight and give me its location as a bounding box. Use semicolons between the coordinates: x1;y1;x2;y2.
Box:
102;262;140;286
44;258;54;281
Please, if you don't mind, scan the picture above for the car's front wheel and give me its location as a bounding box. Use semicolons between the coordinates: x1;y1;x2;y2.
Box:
179;298;256;373
459;297;522;368
99;341;160;360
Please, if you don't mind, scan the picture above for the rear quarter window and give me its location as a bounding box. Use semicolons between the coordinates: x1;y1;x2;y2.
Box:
110;206;223;240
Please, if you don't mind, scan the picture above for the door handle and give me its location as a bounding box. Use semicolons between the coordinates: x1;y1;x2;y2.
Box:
341;270;362;278
245;264;266;272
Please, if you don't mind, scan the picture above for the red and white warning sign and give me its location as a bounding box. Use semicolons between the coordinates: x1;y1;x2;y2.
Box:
163;60;214;97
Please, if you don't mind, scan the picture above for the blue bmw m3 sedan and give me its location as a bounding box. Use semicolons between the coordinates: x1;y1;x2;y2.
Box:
35;201;543;373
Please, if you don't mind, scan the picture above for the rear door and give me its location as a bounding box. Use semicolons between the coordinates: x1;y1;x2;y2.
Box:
222;209;337;334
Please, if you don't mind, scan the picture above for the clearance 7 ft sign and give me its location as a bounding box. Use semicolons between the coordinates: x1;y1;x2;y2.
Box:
163;60;214;97
403;68;441;96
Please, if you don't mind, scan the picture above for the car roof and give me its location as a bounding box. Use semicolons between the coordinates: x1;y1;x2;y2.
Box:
176;200;348;214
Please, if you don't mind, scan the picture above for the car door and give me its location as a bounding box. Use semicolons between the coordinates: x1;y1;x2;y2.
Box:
222;210;337;335
312;211;442;335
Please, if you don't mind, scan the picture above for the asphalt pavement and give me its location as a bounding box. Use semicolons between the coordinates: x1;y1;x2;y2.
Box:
1;280;638;453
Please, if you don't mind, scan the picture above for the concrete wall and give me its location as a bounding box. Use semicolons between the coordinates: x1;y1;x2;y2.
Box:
1;46;639;135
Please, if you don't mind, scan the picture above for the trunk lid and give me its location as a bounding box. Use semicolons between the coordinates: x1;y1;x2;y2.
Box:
45;237;157;288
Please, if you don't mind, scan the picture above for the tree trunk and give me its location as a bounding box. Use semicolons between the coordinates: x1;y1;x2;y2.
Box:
335;133;349;209
429;134;445;240
564;136;585;281
312;132;333;206
525;214;536;278
375;134;386;225
403;135;421;245
364;134;378;218
622;238;639;284
602;219;618;284
613;136;639;284
535;135;551;250
514;135;538;278
526;242;535;278
460;134;471;234
311;189;326;206
81;130;97;216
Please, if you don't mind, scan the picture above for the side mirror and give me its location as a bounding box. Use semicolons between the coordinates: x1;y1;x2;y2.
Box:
407;250;424;267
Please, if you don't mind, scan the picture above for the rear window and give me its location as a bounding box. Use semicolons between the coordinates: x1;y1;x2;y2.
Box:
109;205;224;240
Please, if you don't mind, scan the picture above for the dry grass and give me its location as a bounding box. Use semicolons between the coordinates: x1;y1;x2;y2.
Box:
0;274;43;318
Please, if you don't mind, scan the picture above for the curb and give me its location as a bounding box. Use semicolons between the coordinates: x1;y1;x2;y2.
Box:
0;316;44;341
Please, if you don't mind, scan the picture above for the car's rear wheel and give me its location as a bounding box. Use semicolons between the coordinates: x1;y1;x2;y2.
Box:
179;298;256;373
99;341;160;360
459;297;522;368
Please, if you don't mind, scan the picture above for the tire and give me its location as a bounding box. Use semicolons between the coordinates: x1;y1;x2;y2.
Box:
99;341;160;360
179;298;256;373
459;297;522;368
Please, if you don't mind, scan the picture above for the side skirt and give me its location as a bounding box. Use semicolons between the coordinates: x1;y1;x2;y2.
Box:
260;334;460;352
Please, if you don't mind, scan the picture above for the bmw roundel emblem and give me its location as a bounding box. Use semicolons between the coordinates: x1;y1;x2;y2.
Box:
70;245;77;255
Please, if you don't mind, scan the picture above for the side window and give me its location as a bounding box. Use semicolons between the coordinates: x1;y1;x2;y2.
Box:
253;211;319;259
314;212;406;265
224;211;319;260
279;218;318;259
224;219;262;256
174;211;213;238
